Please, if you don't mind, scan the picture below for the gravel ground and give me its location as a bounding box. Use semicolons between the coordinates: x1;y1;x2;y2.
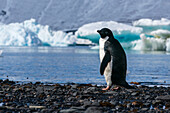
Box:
0;79;169;113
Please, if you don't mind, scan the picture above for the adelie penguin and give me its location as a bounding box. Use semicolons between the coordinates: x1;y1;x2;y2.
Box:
97;28;133;90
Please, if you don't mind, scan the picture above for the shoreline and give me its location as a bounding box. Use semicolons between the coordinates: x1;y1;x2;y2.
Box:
0;79;170;113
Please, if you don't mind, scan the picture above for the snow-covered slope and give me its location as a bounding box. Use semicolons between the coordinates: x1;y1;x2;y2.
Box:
0;0;170;30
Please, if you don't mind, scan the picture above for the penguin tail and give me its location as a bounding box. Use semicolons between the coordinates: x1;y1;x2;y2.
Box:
121;81;135;89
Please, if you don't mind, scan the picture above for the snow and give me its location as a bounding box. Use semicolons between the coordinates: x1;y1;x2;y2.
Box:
133;18;170;26
0;0;170;30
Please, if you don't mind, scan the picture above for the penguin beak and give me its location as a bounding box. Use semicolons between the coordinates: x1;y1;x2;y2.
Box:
97;30;100;33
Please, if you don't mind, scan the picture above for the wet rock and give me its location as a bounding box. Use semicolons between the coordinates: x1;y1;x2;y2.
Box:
141;108;149;111
60;109;78;113
70;106;85;110
87;87;97;91
71;84;79;89
156;95;170;101
73;92;78;96
143;103;150;107
83;101;92;108
144;95;150;100
29;105;46;109
131;92;139;96
115;105;122;110
92;101;100;106
153;99;162;104
85;107;103;113
104;91;117;95
132;101;143;107
126;103;131;108
36;86;44;93
110;101;118;106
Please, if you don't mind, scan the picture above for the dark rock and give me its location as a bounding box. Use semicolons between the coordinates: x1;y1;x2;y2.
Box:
141;108;149;111
87;87;97;91
70;106;86;110
104;91;117;95
83;101;92;107
66;103;72;106
60;109;77;113
143;103;150;107
144;95;150;100
36;86;44;93
115;105;122;110
73;92;78;96
92;102;100;106
110;101;118;106
126;103;131;108
71;84;79;89
131;92;139;96
85;107;103;113
156;95;170;101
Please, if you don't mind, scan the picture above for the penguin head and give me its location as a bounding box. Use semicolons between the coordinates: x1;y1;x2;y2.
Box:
97;28;114;39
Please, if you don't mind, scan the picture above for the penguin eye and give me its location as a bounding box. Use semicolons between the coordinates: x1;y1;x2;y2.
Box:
105;31;108;35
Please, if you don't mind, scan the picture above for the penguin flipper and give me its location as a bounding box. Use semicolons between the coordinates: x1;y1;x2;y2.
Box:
100;51;111;75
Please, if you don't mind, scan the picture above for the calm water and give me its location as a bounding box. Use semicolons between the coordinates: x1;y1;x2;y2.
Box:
0;46;170;86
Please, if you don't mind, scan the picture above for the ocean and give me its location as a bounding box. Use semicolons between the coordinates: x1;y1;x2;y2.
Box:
0;46;169;86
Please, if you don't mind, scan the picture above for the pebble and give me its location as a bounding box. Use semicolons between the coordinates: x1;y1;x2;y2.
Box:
85;107;103;113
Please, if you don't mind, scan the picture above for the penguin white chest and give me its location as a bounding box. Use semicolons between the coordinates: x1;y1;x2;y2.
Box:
99;36;109;62
99;37;112;86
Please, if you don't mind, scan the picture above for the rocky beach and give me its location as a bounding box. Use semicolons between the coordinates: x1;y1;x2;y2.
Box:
0;79;169;113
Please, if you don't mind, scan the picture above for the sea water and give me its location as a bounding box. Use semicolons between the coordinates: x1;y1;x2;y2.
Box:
0;46;169;86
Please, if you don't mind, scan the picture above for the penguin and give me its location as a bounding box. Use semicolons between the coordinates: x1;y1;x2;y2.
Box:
97;28;133;90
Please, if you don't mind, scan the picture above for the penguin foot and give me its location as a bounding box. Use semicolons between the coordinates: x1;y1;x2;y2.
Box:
102;86;110;90
111;86;120;90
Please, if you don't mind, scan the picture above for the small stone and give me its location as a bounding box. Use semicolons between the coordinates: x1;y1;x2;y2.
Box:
70;106;85;110
92;102;100;106
115;105;122;110
143;103;150;107
85;107;103;113
126;103;131;108
60;109;77;113
110;101;118;106
144;95;150;100
66;103;72;106
104;91;117;95
141;108;149;111
73;92;78;96
131;92;139;96
71;85;79;89
87;87;97;91
29;106;46;109
83;101;92;106
156;95;170;101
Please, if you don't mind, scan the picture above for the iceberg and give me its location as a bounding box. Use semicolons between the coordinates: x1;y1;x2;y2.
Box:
132;34;170;52
150;29;170;39
75;21;143;43
0;19;93;46
133;18;170;33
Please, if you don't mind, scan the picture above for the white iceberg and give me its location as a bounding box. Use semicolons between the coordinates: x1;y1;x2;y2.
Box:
132;34;170;52
133;18;170;26
150;29;170;39
0;19;93;46
133;18;170;33
75;21;143;43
